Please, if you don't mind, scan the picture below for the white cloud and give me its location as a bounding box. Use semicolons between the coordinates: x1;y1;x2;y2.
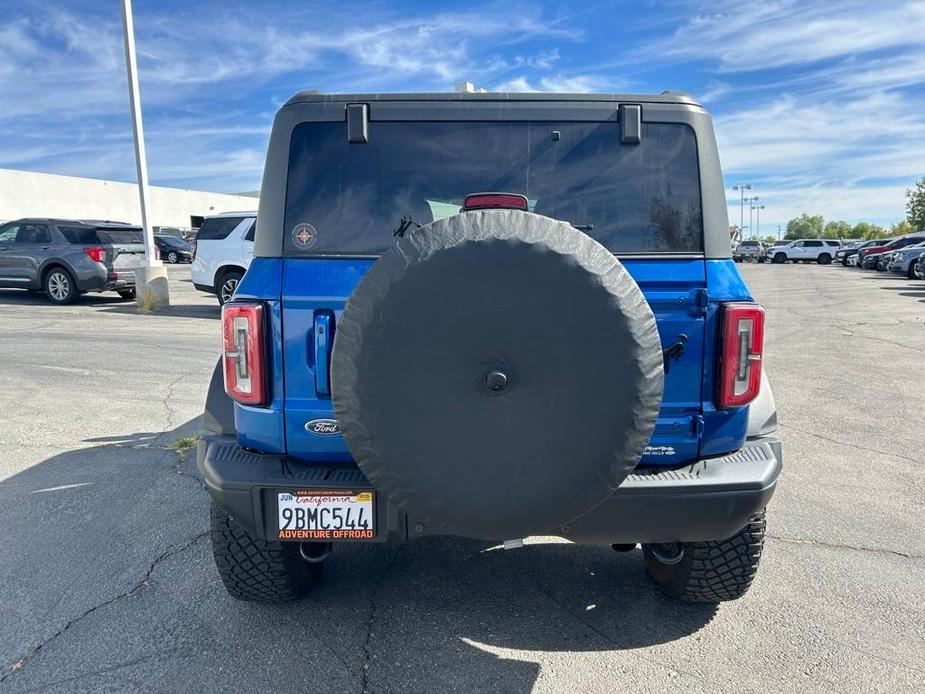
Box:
493;73;609;92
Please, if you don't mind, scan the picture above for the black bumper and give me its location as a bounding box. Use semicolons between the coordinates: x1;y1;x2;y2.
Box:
197;435;781;545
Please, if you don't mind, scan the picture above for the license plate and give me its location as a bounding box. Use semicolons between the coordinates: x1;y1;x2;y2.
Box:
277;490;374;541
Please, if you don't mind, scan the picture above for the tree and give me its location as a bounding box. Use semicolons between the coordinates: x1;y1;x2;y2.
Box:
889;220;914;236
852;221;888;240
823;220;852;239
906;178;925;231
785;213;824;239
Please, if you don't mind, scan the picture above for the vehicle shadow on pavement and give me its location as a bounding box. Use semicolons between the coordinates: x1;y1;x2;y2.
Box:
0;289;127;307
97;303;219;320
0;418;716;693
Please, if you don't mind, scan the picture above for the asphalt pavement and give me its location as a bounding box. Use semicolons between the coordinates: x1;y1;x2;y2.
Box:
0;262;923;693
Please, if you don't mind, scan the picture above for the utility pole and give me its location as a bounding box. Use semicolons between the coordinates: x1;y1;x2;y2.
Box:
732;184;752;239
121;0;169;305
754;204;765;238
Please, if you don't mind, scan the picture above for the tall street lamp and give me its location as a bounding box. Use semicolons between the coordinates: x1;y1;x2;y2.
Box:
746;196;760;239
754;204;765;238
732;184;752;237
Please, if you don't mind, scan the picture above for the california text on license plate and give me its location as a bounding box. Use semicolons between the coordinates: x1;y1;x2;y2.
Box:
277;490;375;541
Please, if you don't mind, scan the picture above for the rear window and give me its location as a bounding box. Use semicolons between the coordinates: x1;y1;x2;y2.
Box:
197;217;245;241
284;121;704;256
96;228;143;244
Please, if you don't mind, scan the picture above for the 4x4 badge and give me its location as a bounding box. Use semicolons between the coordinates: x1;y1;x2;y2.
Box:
292;223;318;249
305;418;340;435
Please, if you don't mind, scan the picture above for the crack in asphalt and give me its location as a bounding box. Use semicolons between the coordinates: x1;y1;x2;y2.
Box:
779;423;924;466
360;547;404;694
767;535;921;560
0;531;209;685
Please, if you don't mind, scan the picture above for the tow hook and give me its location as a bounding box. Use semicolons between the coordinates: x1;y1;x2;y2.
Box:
299;542;332;564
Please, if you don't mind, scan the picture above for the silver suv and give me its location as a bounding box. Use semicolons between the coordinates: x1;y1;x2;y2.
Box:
0;219;147;304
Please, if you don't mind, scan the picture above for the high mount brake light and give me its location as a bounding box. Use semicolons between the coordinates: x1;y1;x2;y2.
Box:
717;302;765;409
463;193;529;211
83;246;106;263
222;302;267;406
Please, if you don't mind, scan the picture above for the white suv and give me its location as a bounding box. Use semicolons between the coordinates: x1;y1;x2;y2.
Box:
191;212;256;305
767;239;840;265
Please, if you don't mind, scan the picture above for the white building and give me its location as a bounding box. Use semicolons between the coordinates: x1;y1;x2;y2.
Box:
0;168;257;228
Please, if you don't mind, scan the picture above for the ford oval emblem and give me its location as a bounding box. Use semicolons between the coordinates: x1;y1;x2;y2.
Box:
305;418;340;436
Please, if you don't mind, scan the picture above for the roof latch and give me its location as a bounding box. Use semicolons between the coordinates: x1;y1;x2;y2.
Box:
346;103;368;143
619;104;642;145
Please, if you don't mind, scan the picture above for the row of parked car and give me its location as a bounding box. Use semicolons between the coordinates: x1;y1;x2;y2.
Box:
733;234;925;278
834;235;925;278
0;211;256;304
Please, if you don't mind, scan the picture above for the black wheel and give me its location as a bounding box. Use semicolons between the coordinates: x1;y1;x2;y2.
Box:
772;253;786;264
914;259;925;280
817;253;831;265
643;510;766;603
841;257;849;266
44;267;79;304
217;270;243;306
167;251;178;263
757;256;766;264
210;503;319;603
117;289;136;300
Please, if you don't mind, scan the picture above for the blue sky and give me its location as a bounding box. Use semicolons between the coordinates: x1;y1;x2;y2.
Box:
1;0;923;232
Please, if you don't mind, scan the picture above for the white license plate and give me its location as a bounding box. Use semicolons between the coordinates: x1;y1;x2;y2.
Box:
277;490;374;541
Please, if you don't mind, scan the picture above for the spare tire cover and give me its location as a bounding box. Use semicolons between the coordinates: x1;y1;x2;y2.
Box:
332;209;664;539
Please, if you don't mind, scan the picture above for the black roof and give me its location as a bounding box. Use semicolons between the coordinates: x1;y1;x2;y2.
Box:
284;90;700;108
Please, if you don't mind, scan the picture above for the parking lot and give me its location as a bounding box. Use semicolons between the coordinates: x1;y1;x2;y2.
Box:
0;263;923;693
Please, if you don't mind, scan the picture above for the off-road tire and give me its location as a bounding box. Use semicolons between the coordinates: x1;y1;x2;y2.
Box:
217;269;243;306
772;253;786;264
817;253;831;265
117;289;136;300
210;503;319;603
44;267;79;304
643;510;766;603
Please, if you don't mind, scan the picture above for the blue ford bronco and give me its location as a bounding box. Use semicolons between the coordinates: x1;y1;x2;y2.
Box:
197;91;781;604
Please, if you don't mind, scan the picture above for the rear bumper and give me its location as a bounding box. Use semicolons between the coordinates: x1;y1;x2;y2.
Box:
197;435;782;545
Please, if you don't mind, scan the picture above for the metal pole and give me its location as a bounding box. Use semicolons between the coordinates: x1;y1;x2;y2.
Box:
121;0;158;267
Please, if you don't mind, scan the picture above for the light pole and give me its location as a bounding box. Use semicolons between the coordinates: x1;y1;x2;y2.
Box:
754;204;765;238
746;196;760;239
121;0;169;306
732;184;752;238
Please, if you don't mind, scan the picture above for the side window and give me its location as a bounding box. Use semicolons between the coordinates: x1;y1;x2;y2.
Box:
58;226;100;244
243;219;256;242
805;240;823;247
16;224;52;244
792;241;804;247
196;217;244;241
0;224;20;243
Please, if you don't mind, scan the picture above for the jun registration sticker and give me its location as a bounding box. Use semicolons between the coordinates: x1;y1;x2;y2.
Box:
277;490;374;541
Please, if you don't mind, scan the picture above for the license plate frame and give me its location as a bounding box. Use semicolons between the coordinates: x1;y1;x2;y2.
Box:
276;489;375;541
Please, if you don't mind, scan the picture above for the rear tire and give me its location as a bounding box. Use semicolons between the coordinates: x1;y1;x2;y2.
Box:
772;253;786;264
44;267;79;304
818;253;831;265
210;503;319;603
117;289;136;300
217;270;243;306
643;510;766;603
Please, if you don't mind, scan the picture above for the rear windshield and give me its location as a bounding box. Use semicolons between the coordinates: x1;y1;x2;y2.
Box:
96;228;143;244
284;121;703;256
197;217;244;241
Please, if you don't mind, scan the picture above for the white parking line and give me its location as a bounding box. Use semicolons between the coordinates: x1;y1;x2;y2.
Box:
31;482;92;494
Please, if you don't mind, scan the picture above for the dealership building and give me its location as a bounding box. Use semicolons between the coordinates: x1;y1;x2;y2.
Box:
0;168;257;229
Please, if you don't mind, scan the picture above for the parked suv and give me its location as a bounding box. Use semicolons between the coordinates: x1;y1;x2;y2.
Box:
0;219;146;303
767;239;840;264
190;212;256;305
197;92;781;605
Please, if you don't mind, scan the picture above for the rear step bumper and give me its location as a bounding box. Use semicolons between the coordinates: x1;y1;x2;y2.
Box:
197;435;781;545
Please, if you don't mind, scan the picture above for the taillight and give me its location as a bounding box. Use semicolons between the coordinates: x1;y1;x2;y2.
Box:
83;246;106;263
717;302;765;409
463;192;529;211
222;302;267;406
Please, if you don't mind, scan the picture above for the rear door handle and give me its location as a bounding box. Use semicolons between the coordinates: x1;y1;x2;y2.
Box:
313;312;334;396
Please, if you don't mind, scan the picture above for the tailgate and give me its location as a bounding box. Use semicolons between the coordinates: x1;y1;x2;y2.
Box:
107;243;148;270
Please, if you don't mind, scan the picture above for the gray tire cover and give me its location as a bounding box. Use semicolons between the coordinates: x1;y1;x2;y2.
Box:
332;210;664;539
